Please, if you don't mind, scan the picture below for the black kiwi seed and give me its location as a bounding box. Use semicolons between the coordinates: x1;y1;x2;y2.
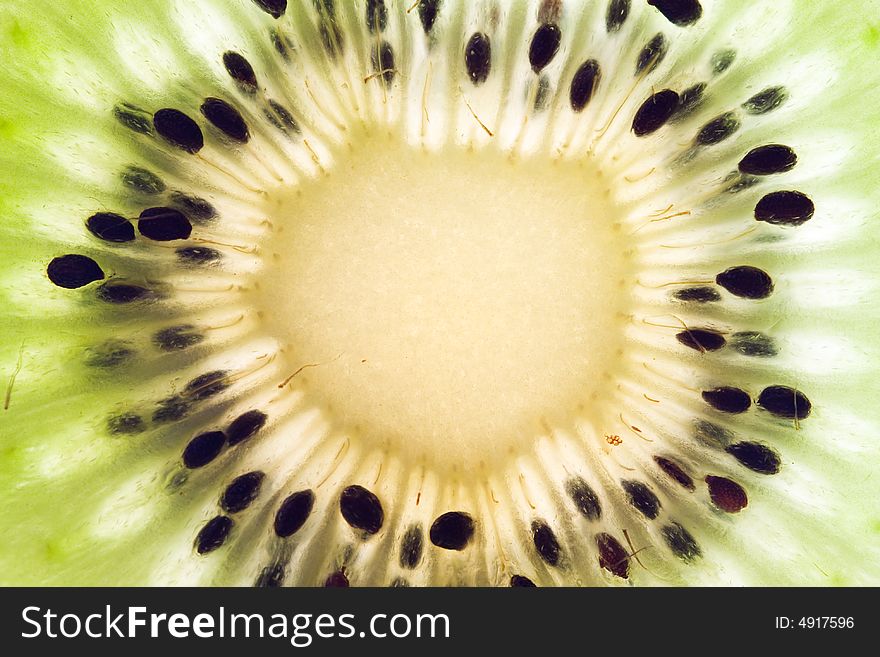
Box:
201;98;250;143
528;24;561;73
221;471;265;513
195;516;233;554
390;577;410;588
674;286;720;303
754;191;814;226
169;192;217;222
97;283;153;304
648;0;703;26
274;490;315;537
711;49;736;75
251;0;287;19
569;60;601;112
676;328;726;352
324;571;349;587
621;480;661;519
417;0;441;35
429;511;475;550
729;331;778;358
183;430;227;469
565;477;602;521
702;387;752;414
223;51;258;92
138;207;192;241
510;575;537;587
152;395;191;423
114;103;153;134
757;385;811;420
227;409;268;446
662;522;701;561
366;0;387;33
738;144;797;176
339;485;384;535
153;325;204;352
654;455;695;491
399;525;423;569
705;475;748;513
177;246;222;265
371;41;396;86
107;413;146;435
635;33;667;75
743;86;788;115
716;265;774;299
596;533;629;578
47;255;105;289
605;0;630;33
121;166;166;195
465;33;491;86
696;111;740;145
153;108;204;154
270;29;289;60
86;212;135;243
531;520;562;566
726;442;782;475
632;89;679;136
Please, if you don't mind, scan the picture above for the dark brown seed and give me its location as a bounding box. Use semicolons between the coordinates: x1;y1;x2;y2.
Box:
739;144;797;175
676;328;726;352
371;41;396;86
743;86;787;115
706;475;748;513
529;23;561;73
716;266;774;299
702;387;752;414
227;409;268;446
201;98;250;143
566;477;602;521
531;520;562;566
274;490;315;537
195;516;233;554
324;570;350;587
47;255;104;289
674;286;720;303
757;385;811;420
339;485;384;534
635;32;667;74
418;0;441;34
647;0;702;26
465;33;491;85
596;533;629;578
86;212;135;243
220;471;265;513
251;0;286;18
429;511;475;550
754;191;814;226
138;207;192;241
605;0;630;33
726;442;782;475
569;60;600;112
183;430;226;469
654;456;695;491
153;108;204;153
621;480;661;519
632;89;679;136
223;51;258;91
97;283;152;304
510;575;537;587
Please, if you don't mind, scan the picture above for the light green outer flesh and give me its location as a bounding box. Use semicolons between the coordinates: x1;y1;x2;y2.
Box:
0;0;878;585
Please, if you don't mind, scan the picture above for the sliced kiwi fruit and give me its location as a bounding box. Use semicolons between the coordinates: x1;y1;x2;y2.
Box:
1;0;879;587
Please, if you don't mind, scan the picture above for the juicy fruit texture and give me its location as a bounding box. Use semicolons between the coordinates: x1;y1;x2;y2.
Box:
0;0;879;587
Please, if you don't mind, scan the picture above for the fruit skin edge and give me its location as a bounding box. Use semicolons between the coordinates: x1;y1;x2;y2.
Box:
0;0;879;586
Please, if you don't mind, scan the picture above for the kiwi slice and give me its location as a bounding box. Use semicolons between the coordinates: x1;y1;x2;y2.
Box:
1;0;879;587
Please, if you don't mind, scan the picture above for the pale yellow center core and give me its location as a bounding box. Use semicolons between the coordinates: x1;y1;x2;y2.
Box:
257;132;628;470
